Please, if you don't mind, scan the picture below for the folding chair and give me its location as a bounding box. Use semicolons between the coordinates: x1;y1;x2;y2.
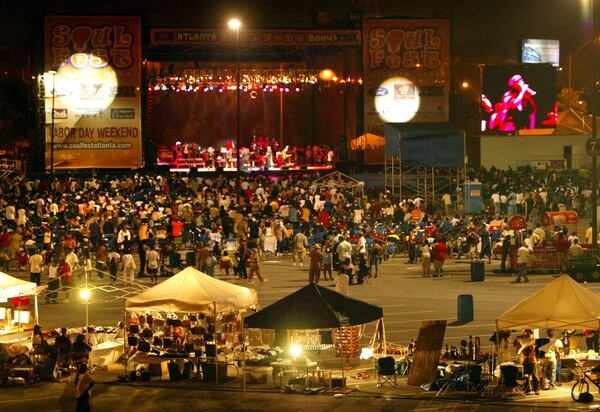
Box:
467;364;487;394
500;364;526;399
376;356;397;387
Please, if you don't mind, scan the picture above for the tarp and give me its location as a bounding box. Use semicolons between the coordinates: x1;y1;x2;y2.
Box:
244;284;383;329
312;171;364;190
350;133;385;164
496;275;600;330
124;267;257;313
384;123;465;167
0;272;37;299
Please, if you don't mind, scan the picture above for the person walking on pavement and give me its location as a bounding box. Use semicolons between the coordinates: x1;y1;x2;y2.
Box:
292;230;308;267
322;238;334;281
516;243;530;283
146;247;160;284
308;244;323;284
247;247;266;284
421;240;431;277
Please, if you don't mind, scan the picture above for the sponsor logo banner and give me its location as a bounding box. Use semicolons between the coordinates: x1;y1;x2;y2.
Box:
44;16;142;169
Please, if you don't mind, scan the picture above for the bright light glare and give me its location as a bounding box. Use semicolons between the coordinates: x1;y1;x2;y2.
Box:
289;343;303;357
360;347;374;360
375;76;420;123
80;289;91;301
461;81;469;88
228;18;242;30
319;69;335;81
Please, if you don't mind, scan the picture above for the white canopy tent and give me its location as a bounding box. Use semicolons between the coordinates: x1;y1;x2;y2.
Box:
0;272;39;322
124;267;258;383
496;275;600;331
124;266;257;313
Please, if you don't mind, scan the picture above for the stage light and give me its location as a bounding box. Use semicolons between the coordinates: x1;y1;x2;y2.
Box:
289;343;303;358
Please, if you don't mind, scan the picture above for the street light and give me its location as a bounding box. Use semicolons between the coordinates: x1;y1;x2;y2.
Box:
228;18;242;188
48;69;56;175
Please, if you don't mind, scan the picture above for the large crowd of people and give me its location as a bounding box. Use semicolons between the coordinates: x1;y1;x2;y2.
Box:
0;163;592;300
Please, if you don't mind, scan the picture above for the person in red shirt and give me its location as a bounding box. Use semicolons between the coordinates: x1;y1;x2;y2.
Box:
60;259;73;301
171;218;184;238
432;238;448;277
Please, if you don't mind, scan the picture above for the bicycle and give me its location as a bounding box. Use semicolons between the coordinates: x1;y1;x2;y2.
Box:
570;358;600;401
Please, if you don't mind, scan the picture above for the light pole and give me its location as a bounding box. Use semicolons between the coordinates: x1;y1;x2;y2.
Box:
591;0;598;249
48;70;56;175
228;18;242;191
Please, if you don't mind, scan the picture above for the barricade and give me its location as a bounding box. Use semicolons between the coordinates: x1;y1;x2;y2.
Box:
509;247;559;274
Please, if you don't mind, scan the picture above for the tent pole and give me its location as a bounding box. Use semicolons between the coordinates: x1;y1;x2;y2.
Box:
34;293;39;325
242;322;246;392
124;309;128;376
382;318;387;355
214;301;218;385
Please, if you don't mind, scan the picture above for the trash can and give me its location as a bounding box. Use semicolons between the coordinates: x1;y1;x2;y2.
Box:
457;294;473;323
471;261;485;282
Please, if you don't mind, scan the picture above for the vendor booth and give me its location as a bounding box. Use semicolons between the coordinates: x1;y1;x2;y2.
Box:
494;275;600;398
0;272;40;344
124;267;257;383
244;284;383;391
496;274;600;331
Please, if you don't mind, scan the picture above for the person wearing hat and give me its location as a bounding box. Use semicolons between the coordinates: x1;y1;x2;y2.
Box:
308;244;323;284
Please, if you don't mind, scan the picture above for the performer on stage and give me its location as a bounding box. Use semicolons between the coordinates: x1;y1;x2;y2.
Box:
265;146;274;169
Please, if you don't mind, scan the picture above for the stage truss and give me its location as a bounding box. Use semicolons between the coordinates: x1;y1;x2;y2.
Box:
384;156;466;211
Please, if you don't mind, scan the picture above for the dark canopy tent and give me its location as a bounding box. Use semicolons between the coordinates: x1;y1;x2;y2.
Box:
244;284;383;329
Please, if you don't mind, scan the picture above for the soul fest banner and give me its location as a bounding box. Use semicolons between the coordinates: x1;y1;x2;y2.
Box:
363;19;449;144
44;16;142;169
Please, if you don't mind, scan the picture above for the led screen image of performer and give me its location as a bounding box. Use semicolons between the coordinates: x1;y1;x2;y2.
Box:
482;74;538;132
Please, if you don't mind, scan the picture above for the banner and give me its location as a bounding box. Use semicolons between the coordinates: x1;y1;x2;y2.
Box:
363;19;449;139
150;28;361;47
44;16;142;169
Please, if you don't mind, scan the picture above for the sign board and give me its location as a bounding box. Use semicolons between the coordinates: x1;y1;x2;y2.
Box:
150;28;361;47
522;39;560;67
44;16;142;169
586;137;600;156
363;19;450;138
407;320;447;386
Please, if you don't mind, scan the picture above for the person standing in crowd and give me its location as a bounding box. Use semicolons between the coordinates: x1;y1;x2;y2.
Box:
541;330;563;390
60;258;73;301
138;243;147;278
28;249;43;285
308;244;323;284
247;247;266;284
292;229;308;267
107;249;120;285
555;233;570;273
421;240;431;277
146;247;160;284
569;238;584;258
336;235;352;273
516;243;530;283
65;248;80;281
501;234;511;271
322;237;334;281
514;329;540;395
432;238;448;277
46;260;59;304
369;239;382;278
121;248;136;283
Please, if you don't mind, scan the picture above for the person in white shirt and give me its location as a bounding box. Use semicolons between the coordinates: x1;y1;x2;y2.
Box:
28;250;44;285
46;260;59;304
121;250;136;283
586;223;594;245
421;240;431;277
442;193;452;216
491;192;501;215
65;250;79;279
516;244;530;282
146;247;160;284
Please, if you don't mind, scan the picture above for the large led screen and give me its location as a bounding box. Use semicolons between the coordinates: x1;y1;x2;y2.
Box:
481;64;557;133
